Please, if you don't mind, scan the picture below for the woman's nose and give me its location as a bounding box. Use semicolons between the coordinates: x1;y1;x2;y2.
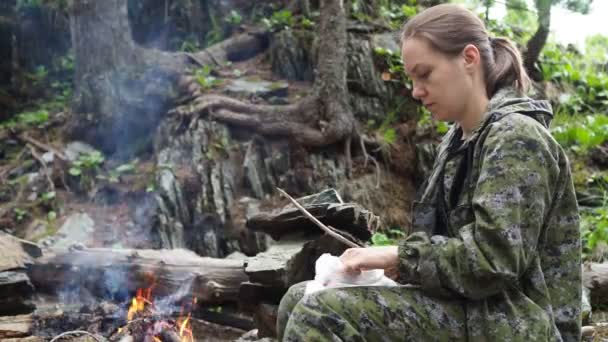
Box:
412;84;426;100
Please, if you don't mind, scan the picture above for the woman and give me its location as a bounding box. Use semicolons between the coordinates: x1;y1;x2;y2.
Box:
277;3;581;342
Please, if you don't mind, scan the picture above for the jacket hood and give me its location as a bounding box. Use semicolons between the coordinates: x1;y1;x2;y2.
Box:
487;87;554;128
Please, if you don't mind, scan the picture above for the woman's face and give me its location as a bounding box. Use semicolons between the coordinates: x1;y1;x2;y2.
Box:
401;37;475;122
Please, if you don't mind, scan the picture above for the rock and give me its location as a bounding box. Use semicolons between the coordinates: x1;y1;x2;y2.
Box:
270;29;315;81
244;240;305;287
0;233;39;315
243;141;275;199
226;251;248;260
23;219;48;242
370;32;400;55
50;213;95;248
41;152;54;164
246;189;378;242
64;141;98;162
155;169;187;249
590;144;608;167
225;78;289;99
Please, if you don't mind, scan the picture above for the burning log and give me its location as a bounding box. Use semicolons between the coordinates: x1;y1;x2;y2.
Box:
27;247;247;305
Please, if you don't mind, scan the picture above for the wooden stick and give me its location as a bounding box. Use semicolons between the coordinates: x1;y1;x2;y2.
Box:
276;188;361;248
19;134;67;161
27;144;55;191
50;330;105;342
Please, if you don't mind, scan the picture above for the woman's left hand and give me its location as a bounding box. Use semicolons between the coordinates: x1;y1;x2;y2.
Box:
339;246;399;276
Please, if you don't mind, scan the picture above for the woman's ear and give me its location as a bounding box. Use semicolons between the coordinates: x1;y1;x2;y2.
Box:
462;44;481;73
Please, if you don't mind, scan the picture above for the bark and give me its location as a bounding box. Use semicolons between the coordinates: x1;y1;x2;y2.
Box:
524;0;551;80
27;247;248;305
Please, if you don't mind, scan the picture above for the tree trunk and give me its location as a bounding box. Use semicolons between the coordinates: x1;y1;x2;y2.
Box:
68;0;177;155
67;0;268;155
524;0;551;80
27;247;248;305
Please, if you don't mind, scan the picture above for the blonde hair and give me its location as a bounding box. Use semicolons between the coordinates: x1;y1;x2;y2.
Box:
401;4;530;96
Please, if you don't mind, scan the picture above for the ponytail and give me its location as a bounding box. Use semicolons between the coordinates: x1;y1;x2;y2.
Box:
401;4;531;97
486;37;530;96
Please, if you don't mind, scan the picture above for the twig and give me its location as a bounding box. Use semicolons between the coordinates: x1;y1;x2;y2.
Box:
358;135;381;188
19;134;67;161
27;144;55;191
50;330;105;342
276;188;361;248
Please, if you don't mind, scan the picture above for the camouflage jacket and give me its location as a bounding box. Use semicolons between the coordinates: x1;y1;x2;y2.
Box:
398;87;582;341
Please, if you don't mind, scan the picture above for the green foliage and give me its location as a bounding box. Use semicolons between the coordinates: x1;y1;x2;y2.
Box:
373;47;411;90
13;208;27;222
193;65;220;90
300;17;315;29
262;10;294;31
41;191;56;202
69;151;105;178
17;109;49;126
225;10;243;25
417;105;449;135
24;65;49;86
551;113;608;153
371;229;406;246
16;0;42;10
581;192;608;262
180;36;201;53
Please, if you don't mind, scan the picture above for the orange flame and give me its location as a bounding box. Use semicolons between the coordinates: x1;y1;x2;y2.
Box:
177;313;194;342
126;287;153;321
124;287;195;342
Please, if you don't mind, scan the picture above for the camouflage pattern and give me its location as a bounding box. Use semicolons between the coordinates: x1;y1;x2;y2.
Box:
277;87;582;341
278;281;467;341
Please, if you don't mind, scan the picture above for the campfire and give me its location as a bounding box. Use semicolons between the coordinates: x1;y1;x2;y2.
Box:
116;286;196;342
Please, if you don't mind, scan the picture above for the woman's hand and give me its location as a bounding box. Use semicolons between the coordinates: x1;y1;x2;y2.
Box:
339;246;399;276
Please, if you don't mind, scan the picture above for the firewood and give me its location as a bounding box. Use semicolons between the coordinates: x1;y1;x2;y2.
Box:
28;247;247;305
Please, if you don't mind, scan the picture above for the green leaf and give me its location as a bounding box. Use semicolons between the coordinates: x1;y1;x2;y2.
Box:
116;163;135;173
68;167;82;176
382;128;397;144
42;191;56;201
47;211;57;221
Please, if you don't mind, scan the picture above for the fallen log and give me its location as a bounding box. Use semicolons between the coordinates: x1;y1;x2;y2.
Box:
27;247;248;305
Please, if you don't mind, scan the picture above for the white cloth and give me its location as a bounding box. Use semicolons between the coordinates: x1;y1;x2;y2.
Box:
305;253;398;294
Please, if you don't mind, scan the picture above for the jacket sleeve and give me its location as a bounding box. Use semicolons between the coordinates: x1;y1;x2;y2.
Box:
398;120;558;300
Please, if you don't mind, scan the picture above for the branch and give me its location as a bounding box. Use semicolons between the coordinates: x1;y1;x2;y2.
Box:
27;144;55;191
19;134;67;161
50;330;105;342
276;188;362;248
